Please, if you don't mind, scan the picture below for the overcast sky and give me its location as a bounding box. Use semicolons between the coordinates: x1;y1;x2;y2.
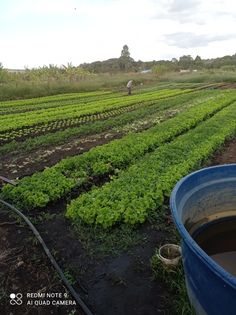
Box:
1;0;236;69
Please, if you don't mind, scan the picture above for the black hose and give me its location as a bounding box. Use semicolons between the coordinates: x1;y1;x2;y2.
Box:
0;198;94;315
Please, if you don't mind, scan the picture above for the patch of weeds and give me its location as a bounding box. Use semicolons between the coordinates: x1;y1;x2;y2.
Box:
28;211;58;224
72;222;144;259
64;268;77;285
27;235;40;247
107;274;127;287
151;251;194;315
30;252;42;264
148;205;180;243
2;209;26;228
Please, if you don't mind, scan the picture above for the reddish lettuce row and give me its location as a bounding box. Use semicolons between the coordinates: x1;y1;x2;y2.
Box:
2;92;235;210
1;87;194;143
66;101;236;228
0;89;190;133
0;103;145;143
0;89;211;155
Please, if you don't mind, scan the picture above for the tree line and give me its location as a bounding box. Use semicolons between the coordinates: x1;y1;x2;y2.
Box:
1;45;236;84
80;45;236;74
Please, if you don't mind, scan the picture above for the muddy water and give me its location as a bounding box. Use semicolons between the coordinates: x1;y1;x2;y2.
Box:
193;217;236;276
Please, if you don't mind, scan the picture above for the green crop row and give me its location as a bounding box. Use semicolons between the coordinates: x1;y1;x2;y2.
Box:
0;89;213;156
0;103;141;143
0;92;189;143
0;89;191;133
1;89;185;120
66;101;236;228
0;88;215;144
0;92;120;115
1;85;189;114
2;91;235;210
0;90;112;109
0;85;178;113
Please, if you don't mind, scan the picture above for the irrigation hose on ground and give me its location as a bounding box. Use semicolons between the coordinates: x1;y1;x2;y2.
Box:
0;198;94;315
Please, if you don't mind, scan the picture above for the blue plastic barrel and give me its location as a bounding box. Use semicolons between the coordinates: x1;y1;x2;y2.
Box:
170;164;236;315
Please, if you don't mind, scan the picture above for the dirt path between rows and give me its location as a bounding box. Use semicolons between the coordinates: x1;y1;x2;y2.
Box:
0;131;124;179
209;138;236;165
0;111;162;179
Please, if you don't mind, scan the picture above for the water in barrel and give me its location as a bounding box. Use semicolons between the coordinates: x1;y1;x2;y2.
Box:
192;216;236;277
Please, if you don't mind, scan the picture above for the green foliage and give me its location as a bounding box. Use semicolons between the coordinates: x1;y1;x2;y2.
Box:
179;55;194;69
120;45;131;59
0;88;189;135
153;64;174;75
1;169;76;209
3;90;236;212
66;100;236;228
151;252;194;315
0;88;209;156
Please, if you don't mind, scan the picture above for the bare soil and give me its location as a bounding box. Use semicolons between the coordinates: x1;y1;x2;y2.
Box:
0;209;83;315
0;131;124;179
210;138;236;165
218;83;236;90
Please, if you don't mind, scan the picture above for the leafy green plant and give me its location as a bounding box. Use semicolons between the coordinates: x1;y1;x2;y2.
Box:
0;88;190;134
0;89;213;154
2;91;236;212
66;100;236;227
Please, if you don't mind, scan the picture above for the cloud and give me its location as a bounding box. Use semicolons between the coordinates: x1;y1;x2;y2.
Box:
168;0;200;13
151;0;204;24
151;0;236;25
164;32;236;48
1;0;236;68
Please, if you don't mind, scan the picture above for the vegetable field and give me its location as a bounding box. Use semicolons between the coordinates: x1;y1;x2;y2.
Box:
1;82;236;314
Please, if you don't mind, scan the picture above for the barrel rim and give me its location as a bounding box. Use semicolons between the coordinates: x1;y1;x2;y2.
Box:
170;163;236;288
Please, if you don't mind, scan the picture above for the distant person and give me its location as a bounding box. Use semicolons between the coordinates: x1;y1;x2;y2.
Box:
127;80;133;95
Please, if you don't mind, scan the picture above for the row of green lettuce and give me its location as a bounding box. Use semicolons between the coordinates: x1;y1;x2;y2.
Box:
0;102;146;143
0;92;121;115
0;90;112;110
0;82;201;111
0;89;214;156
66;100;236;228
0;89;215;144
0;89;191;133
1;89;186;120
2;91;235;210
0;84;171;112
1;84;190;114
0;83;179;110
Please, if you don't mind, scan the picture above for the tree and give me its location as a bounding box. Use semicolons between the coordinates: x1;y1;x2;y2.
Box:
179;55;194;69
120;45;131;58
0;62;9;83
119;45;134;72
194;55;203;69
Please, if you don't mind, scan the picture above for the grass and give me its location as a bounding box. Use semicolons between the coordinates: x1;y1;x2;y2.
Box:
0;73;159;101
161;69;236;84
71;221;144;258
151;253;194;315
1;69;235;101
148;203;194;315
